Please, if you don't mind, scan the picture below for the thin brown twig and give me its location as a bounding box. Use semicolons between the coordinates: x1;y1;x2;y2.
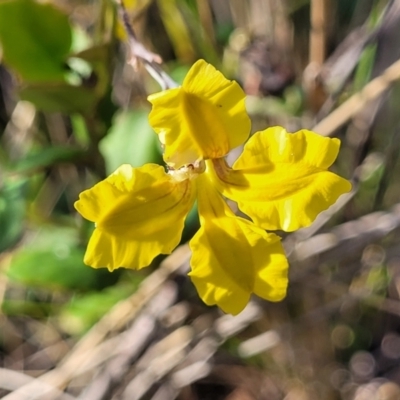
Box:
114;0;178;90
313;57;400;136
309;0;328;66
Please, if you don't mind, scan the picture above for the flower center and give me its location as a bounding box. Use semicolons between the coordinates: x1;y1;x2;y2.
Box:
168;160;206;182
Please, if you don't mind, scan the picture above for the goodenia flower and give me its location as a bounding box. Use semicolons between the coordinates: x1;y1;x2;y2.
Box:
208;127;351;232
75;59;351;315
148;60;352;231
75;164;195;269
75;161;289;315
148;60;251;168
190;170;288;314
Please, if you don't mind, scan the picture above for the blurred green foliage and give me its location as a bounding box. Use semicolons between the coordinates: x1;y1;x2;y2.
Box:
59;283;141;334
7;225;119;291
0;0;72;83
100;109;162;173
0;177;27;252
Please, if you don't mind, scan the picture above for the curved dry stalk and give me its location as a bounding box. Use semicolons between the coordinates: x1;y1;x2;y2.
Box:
313;57;400;136
115;0;178;90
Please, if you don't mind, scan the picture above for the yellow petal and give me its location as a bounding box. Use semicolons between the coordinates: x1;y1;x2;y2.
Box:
210;127;352;231
189;173;288;315
148;59;250;168
74;164;195;271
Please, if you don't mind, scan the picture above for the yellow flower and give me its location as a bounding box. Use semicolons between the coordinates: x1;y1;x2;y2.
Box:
75;162;288;315
148;60;251;169
75;59;351;315
190;171;288;314
75;164;195;270
148;59;352;232
208;127;352;232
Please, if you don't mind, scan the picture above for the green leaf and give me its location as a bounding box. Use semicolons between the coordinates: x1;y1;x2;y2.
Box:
99;109;163;174
73;43;113;103
353;44;376;92
2;300;54;318
0;0;72;83
71;114;90;146
7;225;119;291
366;265;389;296
19;47;114;113
59;284;139;334
9;248;97;290
11;145;84;173
0;178;27;252
19;83;98;113
18;43;113;113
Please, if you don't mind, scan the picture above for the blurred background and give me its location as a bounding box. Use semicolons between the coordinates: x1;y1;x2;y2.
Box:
1;0;400;399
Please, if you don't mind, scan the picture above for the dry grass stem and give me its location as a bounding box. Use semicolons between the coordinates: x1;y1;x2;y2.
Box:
309;0;328;66
2;246;190;400
314;58;400;136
